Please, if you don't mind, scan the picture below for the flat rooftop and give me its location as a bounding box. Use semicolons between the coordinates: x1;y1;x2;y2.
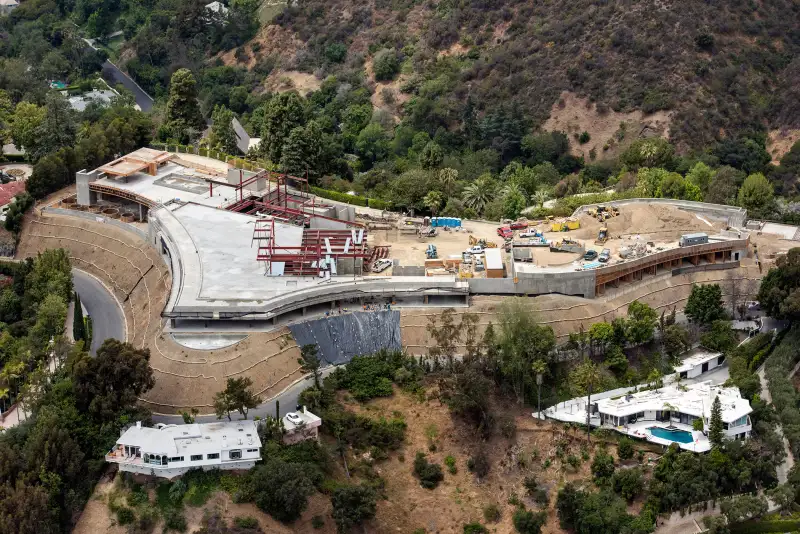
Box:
674;348;723;373
118;420;261;455
94;161;238;208
596;381;751;422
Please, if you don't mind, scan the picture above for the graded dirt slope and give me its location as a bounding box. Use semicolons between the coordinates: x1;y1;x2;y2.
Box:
16;211;305;414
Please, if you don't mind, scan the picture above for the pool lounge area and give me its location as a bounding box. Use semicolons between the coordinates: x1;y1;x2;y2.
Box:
610;420;710;452
648;426;694;444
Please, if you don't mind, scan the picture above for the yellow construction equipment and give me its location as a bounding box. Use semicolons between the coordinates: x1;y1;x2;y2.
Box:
468;235;498;248
551;217;581;232
595;226;609;245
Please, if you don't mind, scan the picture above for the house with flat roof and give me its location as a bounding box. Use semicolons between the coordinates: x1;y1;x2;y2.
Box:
282;406;322;445
545;381;752;452
106;420;262;479
674;348;726;379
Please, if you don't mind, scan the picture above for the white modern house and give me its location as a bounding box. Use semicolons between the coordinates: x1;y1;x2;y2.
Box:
546;381;752;453
106;420;262;479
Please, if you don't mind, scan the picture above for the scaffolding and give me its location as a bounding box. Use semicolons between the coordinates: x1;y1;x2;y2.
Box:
252;219;369;276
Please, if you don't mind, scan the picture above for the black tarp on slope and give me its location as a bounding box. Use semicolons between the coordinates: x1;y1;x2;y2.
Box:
288;310;402;365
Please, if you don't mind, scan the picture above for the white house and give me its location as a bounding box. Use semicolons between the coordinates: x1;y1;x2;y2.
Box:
674;348;726;380
0;0;19;16
546;381;752;453
282;407;322;445
106;420;262;479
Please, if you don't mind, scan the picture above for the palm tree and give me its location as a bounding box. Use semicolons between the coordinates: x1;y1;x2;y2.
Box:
462;180;495;213
499;181;525;200
532;190;549;208
532;359;547;420
438;168;458;197
423;191;444;216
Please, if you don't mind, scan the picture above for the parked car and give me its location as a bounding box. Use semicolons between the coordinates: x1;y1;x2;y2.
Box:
286;412;302;424
462;251;473;264
467;245;484;255
584;249;598;261
475;257;485;271
520;230;541;239
509;221;528;230
497;226;513;239
598;248;611;263
372;259;392;273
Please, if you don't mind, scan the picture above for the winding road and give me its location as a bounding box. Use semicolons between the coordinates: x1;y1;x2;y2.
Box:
72;269;126;354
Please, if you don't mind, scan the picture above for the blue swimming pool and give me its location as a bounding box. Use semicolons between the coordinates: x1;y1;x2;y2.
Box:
648;426;694;444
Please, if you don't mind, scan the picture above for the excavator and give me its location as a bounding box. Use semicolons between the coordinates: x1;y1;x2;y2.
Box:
469;235;498;248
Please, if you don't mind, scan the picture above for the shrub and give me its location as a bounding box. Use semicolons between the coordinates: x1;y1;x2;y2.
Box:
233;516;260;529
617;438;634;460
116;507;135;525
445;455;457;474
311;515;325;529
311;186;368;207
500;418;517;439
373;48;400;81
523;475;538;496
413;452;444;489
611;468;644;501
483;503;501;522
578;131;591;144
464;522;489;534
591;451;615;484
163;508;188;532
512;509;546;534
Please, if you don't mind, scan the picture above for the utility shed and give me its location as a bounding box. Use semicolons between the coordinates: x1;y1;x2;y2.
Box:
484;248;504;278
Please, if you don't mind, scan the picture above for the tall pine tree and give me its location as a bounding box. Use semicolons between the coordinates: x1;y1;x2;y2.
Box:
279;120;322;177
72;292;86;343
209;105;238;154
164;69;205;144
709;396;724;447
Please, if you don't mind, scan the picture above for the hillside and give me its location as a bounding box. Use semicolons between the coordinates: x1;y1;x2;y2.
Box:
270;0;799;150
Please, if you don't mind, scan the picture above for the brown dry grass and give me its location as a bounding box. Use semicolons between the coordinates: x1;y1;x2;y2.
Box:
767;128;800;165
543;91;672;161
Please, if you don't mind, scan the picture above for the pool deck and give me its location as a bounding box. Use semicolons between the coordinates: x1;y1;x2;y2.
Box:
611;420;710;452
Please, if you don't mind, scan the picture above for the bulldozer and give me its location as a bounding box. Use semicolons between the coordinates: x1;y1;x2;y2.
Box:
468;235;498;248
595;226;609;245
595;205;619;221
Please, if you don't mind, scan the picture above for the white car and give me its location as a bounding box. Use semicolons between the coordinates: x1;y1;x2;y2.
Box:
467;245;484;255
372;259;392;273
462;251;473;264
519;230;539;239
286;412;302;424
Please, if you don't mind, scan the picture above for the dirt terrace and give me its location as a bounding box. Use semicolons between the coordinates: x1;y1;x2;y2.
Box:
16;211;304;414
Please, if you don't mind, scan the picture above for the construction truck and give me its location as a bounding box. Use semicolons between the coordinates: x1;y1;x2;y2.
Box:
551;217;581;232
426;244;438;259
549;238;585;254
595;226;609;245
594;205;620;221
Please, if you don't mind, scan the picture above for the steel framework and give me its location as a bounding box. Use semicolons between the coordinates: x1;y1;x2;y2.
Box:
252;219;369;276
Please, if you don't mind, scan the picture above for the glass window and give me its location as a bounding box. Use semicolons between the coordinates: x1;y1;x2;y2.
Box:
170;457;184;462
247;449;259;453
229;450;242;460
191;455;202;461
207;453;220;460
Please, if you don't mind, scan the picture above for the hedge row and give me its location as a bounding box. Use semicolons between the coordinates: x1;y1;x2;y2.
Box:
730;519;800;533
367;198;393;211
310;186;368;207
0;260;25;278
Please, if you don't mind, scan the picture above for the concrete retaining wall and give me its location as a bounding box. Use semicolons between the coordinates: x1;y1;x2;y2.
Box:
288;310;402;365
572;198;747;228
672;261;740;276
469;268;596;298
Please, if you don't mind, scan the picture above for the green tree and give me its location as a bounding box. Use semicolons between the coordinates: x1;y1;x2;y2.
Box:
280;120;323;177
709;396;724;447
621;138;675;169
9;102;45;157
257;91;306;162
737;172;773;213
4;191;34;235
588;322;614;356
685;284;725;325
209;104;238;154
502;189;527;220
570;359;607;445
662;324;689;359
355;123;390;166
420;141;444;169
701;320;737;352
31;92;76;161
373;48;400;81
72;292;86;343
437;167;458;196
219;377;260;419
591;450;615;484
249;459;315;522
625;300;658;345
686;161;716;193
164;69;206;144
611;468;643;501
28;293;67;352
462;176;495;213
214;389;235;421
705;166;744;205
423;190;444;216
720;494;768;524
512;509;546;534
758;248;800;320
298;344;323;389
72;339;155;422
330;484;377;532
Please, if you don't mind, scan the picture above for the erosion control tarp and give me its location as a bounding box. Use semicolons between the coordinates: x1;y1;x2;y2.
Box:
288;310;402;365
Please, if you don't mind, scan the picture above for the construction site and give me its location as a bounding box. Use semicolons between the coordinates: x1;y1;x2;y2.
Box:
15;148;800;413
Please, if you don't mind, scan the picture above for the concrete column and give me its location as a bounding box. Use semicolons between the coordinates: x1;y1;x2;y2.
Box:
423;295;429;305
302;307;307;316
139;204;143;221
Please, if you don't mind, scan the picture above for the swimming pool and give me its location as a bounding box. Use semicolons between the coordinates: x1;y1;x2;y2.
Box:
648;426;694;444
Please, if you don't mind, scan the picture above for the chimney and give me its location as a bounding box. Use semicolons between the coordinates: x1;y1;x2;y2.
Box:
136;421;141;428
302;405;307;414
